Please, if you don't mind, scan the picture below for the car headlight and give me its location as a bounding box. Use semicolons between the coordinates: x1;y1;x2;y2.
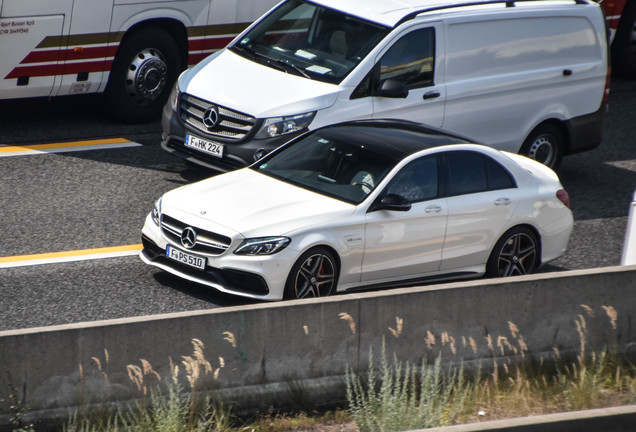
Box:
254;112;315;139
234;237;291;255
151;197;162;225
168;81;180;111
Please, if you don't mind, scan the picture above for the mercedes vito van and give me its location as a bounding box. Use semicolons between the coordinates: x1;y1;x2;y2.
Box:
161;0;609;171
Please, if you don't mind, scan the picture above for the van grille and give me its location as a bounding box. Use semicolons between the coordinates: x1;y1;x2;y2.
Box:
161;214;232;256
180;93;256;141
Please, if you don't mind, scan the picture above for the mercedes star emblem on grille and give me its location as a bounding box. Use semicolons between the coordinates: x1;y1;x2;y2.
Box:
202;107;219;130
181;227;197;249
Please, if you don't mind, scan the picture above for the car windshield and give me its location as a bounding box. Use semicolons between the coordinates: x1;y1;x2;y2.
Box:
252;130;399;204
229;0;389;84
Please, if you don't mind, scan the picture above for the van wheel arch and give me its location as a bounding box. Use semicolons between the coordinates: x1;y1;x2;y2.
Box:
520;122;567;170
105;22;187;123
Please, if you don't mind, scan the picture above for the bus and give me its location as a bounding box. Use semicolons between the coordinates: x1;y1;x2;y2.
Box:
0;0;278;123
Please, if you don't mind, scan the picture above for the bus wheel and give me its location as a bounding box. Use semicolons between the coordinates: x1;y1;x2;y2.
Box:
106;27;181;123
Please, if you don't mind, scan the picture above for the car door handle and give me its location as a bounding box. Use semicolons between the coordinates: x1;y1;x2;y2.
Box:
495;198;511;206
423;91;441;100
563;69;573;76
425;205;442;213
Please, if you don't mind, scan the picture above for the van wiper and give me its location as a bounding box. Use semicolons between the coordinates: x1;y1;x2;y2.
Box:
257;52;309;78
272;58;310;79
234;45;309;78
230;44;258;61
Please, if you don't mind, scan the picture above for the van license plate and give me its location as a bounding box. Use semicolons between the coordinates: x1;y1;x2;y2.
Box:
185;134;224;158
166;245;206;269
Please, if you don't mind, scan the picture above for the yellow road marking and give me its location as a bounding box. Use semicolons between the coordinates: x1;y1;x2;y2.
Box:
0;138;141;157
0;244;143;267
0;138;131;152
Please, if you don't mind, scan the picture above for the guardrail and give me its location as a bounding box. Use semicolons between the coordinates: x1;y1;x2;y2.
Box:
1;266;636;429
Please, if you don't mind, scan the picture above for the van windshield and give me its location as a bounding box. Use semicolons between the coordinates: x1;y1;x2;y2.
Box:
229;0;389;85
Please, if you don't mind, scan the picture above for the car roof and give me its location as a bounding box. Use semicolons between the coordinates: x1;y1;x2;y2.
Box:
311;119;474;160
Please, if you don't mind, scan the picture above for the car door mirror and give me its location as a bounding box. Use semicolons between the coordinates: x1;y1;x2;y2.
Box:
370;193;412;212
375;79;409;98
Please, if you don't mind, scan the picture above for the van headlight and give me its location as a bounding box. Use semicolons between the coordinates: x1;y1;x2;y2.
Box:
254;112;315;139
168;81;180;111
234;237;291;255
151;198;162;225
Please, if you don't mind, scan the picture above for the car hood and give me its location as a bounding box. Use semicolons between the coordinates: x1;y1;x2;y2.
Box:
161;169;356;238
180;49;340;118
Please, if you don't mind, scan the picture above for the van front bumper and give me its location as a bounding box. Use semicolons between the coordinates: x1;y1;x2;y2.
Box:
160;101;303;172
566;103;606;155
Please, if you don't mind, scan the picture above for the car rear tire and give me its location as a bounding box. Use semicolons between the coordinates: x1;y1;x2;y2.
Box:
284;248;338;299
105;28;181;123
520;124;563;170
486;226;539;277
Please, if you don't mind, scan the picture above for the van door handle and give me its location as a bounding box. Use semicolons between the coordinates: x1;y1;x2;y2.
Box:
423;91;441;100
563;69;573;76
425;205;442;213
494;198;511;206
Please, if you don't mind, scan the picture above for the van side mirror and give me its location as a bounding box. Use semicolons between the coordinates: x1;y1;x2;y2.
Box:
375;79;409;98
369;193;412;212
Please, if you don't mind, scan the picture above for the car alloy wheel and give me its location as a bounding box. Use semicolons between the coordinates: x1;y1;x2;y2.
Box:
286;248;337;299
487;227;538;277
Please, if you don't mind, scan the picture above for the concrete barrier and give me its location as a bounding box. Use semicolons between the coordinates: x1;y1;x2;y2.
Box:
1;265;636;429
423;405;636;432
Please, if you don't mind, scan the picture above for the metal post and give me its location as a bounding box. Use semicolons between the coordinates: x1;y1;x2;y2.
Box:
621;189;636;265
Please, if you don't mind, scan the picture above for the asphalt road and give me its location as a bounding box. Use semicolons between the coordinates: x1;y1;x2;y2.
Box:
0;79;634;331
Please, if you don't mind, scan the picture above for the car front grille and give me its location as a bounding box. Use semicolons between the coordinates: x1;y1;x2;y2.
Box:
180;93;256;142
161;214;232;256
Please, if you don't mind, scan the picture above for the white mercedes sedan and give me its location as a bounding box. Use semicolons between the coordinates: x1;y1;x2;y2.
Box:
140;120;573;301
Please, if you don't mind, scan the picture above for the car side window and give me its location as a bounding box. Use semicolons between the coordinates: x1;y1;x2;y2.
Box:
444;151;516;196
385;155;438;203
485;157;516;190
378;28;435;89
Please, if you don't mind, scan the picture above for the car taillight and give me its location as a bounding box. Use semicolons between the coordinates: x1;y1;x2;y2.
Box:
557;189;571;209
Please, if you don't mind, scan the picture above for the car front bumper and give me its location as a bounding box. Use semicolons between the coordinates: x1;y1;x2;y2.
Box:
140;213;295;301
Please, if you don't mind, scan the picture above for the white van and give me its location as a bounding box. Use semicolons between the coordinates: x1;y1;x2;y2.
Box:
161;0;609;171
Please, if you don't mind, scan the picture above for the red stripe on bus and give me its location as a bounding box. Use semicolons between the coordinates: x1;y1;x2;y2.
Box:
21;46;119;64
188;52;212;65
6;60;113;79
188;36;234;52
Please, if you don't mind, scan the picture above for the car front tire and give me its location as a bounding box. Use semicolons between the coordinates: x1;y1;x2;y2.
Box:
284;248;338;299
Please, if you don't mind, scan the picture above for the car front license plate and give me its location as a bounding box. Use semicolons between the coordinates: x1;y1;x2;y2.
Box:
166;245;206;270
185;134;224;158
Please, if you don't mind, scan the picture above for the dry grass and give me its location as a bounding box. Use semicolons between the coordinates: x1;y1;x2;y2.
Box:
5;305;632;432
